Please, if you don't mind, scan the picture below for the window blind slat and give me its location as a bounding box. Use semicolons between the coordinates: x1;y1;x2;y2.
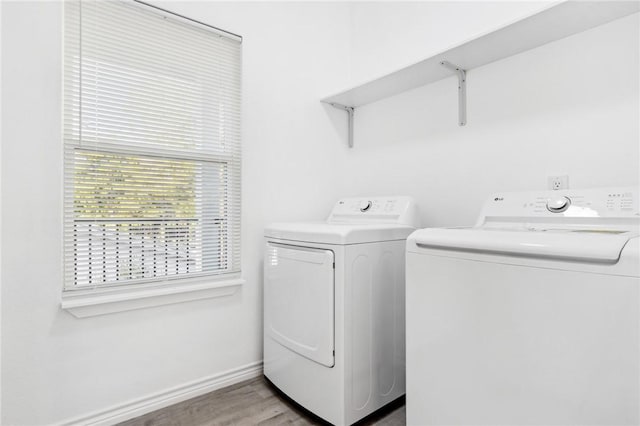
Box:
64;0;242;290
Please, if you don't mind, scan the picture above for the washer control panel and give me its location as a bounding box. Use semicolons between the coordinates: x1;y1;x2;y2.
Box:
482;187;639;219
327;196;420;227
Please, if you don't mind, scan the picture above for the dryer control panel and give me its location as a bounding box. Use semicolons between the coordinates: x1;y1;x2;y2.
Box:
327;196;420;227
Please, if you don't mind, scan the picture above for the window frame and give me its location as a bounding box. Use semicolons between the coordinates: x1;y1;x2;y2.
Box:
61;0;243;316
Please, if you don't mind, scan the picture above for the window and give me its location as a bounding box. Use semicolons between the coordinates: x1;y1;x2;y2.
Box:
63;1;242;294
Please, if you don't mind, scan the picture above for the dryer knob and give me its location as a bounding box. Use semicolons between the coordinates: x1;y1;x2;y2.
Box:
546;196;571;213
359;200;372;212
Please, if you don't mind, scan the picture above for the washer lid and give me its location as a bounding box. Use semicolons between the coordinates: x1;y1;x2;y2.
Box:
265;222;415;245
407;227;635;264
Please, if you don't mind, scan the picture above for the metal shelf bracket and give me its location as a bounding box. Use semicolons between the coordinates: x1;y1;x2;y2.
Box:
328;103;355;148
440;61;467;126
325;62;464;146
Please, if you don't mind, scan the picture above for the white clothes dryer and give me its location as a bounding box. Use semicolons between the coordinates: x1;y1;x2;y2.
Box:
406;187;639;425
264;196;419;425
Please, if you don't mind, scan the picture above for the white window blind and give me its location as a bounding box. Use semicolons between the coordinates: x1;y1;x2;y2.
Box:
63;0;242;290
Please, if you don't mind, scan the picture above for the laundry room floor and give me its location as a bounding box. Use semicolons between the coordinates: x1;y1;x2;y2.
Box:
118;376;406;426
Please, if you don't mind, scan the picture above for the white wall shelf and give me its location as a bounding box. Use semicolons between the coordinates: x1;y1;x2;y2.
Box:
322;1;640;147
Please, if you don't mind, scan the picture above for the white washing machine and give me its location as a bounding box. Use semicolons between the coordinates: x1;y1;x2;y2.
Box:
406;187;639;425
264;196;419;425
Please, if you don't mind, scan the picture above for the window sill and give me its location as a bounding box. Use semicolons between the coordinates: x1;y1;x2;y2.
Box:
61;277;245;318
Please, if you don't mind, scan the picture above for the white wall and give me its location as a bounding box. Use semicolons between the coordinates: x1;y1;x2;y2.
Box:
0;2;350;424
348;1;555;84
1;1;638;424
0;0;3;421
343;5;639;228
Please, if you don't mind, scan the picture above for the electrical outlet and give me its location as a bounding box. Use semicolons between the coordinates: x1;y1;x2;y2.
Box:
548;175;569;190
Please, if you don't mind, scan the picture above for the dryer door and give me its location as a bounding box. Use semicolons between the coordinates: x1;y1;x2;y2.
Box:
264;242;335;367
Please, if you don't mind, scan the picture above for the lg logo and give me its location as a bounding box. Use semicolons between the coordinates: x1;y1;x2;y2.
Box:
494;197;504;201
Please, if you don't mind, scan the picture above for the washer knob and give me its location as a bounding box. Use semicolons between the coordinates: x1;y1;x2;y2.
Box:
546;196;571;213
359;200;372;212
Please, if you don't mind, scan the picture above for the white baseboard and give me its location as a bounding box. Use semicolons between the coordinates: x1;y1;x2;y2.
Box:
58;361;263;426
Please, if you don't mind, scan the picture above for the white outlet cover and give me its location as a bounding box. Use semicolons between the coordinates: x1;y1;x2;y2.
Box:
548;175;569;190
